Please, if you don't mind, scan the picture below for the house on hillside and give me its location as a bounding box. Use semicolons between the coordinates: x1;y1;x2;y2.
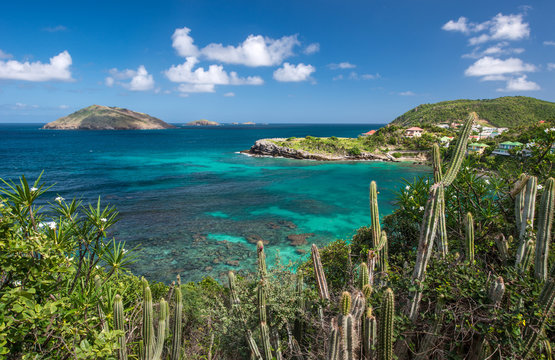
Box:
405;127;424;138
492;141;524;156
467;143;489;155
361;130;376;136
439;136;454;147
436;124;450;129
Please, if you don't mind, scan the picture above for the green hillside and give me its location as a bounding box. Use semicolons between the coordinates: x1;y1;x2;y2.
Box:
391;96;555;128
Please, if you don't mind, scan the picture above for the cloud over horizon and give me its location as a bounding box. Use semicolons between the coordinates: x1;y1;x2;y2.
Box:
105;65;155;91
0;51;73;82
273;63;315;82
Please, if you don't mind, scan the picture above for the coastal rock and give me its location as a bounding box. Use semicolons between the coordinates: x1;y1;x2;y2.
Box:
186;119;220;126
287;233;314;246
247;234;269;245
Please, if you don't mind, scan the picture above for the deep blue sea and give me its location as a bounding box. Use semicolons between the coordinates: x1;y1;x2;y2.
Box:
0;123;429;283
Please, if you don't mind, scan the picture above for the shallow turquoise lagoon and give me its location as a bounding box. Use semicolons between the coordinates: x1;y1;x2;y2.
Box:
0;123;429;283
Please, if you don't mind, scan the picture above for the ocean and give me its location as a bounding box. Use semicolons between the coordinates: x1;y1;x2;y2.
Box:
0;123;429;283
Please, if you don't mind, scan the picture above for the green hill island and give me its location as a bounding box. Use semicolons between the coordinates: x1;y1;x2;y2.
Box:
185;119;220;126
42;105;176;130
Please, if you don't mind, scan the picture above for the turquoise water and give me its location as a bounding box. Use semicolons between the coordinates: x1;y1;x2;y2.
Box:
0;124;429;283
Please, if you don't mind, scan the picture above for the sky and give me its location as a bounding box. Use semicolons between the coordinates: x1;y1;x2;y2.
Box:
1;0;554;124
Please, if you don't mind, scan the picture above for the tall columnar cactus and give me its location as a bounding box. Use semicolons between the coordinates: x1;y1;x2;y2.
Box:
142;279;155;359
228;271;262;360
152;299;168;360
340;291;352;316
465;212;475;264
327;319;341;360
516;176;538;265
519;240;535;274
342;314;355;360
377;232;388;274
362;284;373;304
363;306;377;360
170;283;183;360
257;242;273;360
514;173;529;234
113;294;128;360
311;244;330;300
351;292;366;323
432;143;448;257
442;112;476;187
488;276;505;306
367;250;376;286
535;177;554;280
358;262;369;290
370;181;381;248
378;288;395;360
494;234;510;264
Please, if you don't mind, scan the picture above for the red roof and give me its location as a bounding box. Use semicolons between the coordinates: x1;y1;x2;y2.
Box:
406;127;424;131
363;130;376;135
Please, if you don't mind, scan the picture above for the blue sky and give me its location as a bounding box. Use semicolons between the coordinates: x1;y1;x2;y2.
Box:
1;0;554;123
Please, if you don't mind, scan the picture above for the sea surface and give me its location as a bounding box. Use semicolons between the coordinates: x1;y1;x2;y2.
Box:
0;123;429;283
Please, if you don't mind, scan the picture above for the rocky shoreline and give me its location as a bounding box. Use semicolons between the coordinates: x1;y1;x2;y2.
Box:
242;138;430;164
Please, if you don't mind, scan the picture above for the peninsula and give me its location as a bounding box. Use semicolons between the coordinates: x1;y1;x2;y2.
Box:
186;119;220;126
42;105;176;130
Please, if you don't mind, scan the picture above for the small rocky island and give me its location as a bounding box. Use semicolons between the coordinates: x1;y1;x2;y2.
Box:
42;105;176;130
186;119;220;126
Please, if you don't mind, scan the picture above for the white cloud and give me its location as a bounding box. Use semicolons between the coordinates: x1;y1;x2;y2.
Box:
399;91;415;96
43;25;67;32
172;27;199;57
547;63;555;71
328;62;356;70
223;92;235;97
165;57;263;86
465;56;535;77
498;75;540;91
481;75;507;81
273;63;315;82
0;51;73;82
0;49;12;59
332;74;344;81
178;84;215;93
361;73;380;80
442;17;470;33
201;34;299;67
304;43;320;55
463;42;525;59
106;65;155;91
544;41;555;47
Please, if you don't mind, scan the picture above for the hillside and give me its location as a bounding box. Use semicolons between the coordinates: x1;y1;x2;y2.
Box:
391;96;555;128
43;105;176;130
186;119;220;126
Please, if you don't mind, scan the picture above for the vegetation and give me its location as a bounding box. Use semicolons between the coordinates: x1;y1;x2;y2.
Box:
391;96;555;128
185;119;220;126
42;105;176;130
1;112;554;359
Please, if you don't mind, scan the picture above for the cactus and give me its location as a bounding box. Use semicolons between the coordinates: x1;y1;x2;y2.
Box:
228;271;263;360
342;314;355;360
363;307;377;360
311;244;330;300
494;234;509;263
367;250;377;286
370;181;381;248
488;276;505;306
377;232;388;274
113;294;128;360
151;299;167;360
358;262;369;290
340;291;352;316
519;239;535;274
142;279;155;359
442;112;476;187
522;277;555;359
465;212;475;264
351;291;366;323
170;282;182;360
514;173;529;234
535;177;554;280
327;318;341;360
257;240;267;280
432;143;448;257
378;288;394;360
516;176;538;265
257;242;273;360
362;284;373;304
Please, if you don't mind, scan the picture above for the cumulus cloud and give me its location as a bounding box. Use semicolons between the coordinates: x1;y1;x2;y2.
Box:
442;17;471;33
498;75;540;91
463;42;525;59
223;92;235;97
443;13;530;45
304;43;320;55
0;49;12;59
465;56;535;77
172;27;199;57
0;51;73;81
544;41;555;47
328;62;356;69
106;65;155;91
166;57;263;93
201;34;299;67
273;63;315;82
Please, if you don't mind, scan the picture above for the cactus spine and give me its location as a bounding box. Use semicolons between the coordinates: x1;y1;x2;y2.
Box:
465;212;475;264
311;244;330;301
170;283;182;360
113;294;128;360
340;291;352;316
257;242;273;360
432;143;448;257
358;262;369;290
535;177;554;280
378;288;395;360
342;314;355;360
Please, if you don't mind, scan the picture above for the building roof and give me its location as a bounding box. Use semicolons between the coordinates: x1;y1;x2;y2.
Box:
406;127;424;131
499;141;523;146
468;143;488;147
362;130;376;135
